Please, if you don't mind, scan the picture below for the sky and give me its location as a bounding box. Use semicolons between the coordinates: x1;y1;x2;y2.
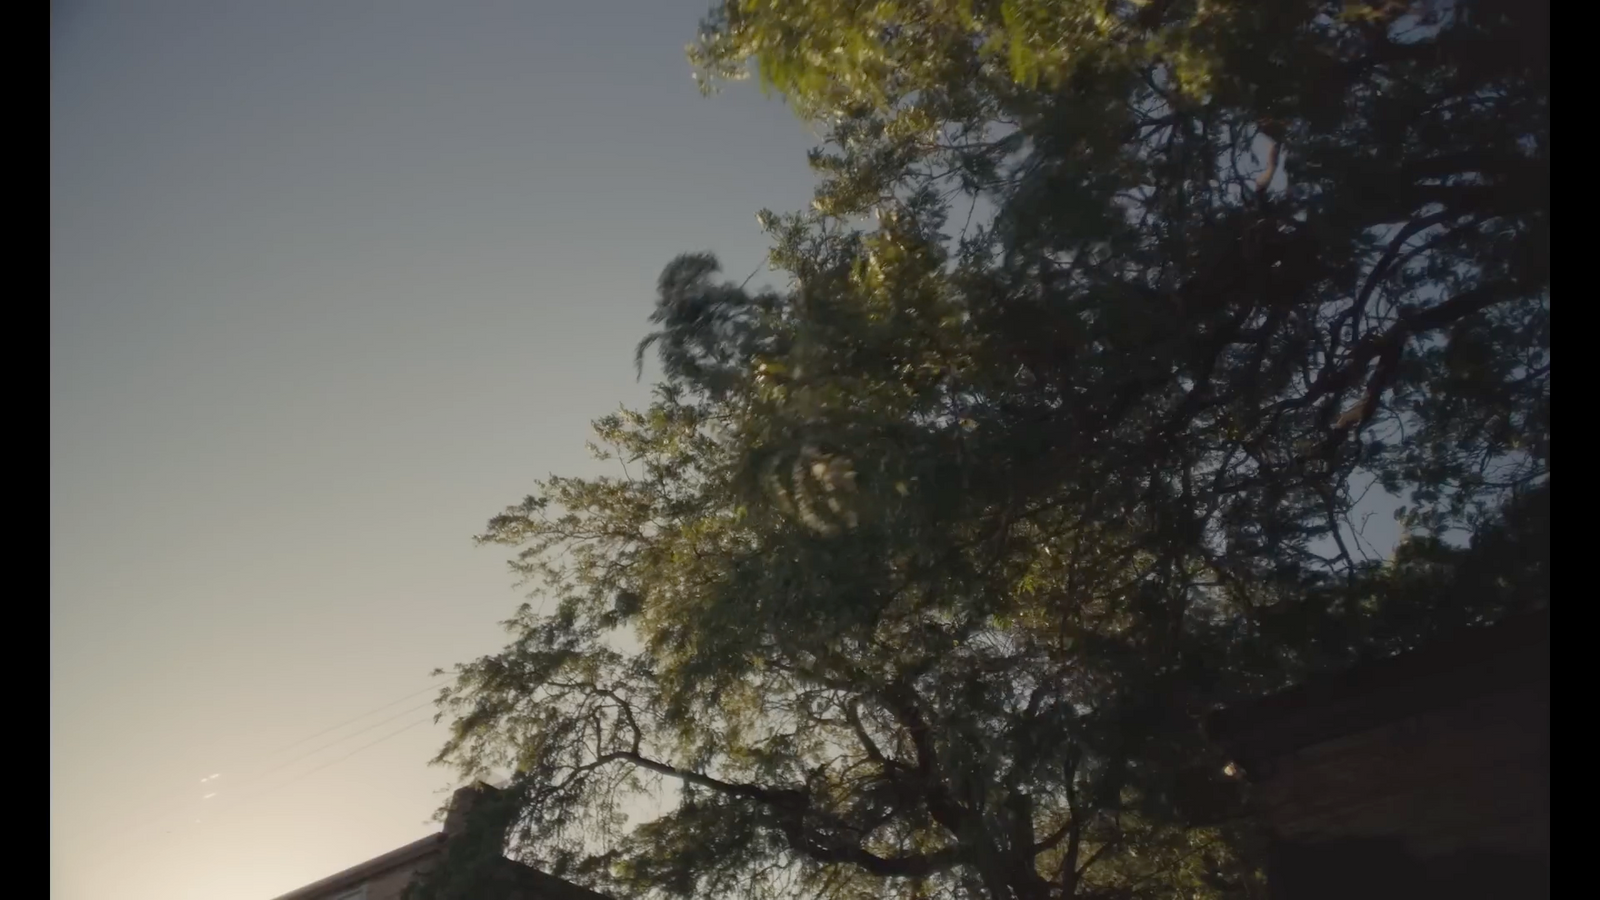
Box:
49;2;823;898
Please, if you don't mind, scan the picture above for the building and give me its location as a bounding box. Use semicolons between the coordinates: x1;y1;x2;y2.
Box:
269;782;610;900
1206;609;1549;899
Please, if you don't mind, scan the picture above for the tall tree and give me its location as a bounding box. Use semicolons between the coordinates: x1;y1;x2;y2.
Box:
421;2;1547;898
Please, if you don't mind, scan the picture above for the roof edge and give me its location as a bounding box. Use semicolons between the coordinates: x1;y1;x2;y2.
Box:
268;833;447;900
1206;608;1548;760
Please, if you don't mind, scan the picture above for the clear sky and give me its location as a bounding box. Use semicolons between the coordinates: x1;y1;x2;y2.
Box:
50;3;821;898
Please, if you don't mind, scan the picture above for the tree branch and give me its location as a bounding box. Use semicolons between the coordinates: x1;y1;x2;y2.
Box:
1342;210;1457;348
592;748;958;878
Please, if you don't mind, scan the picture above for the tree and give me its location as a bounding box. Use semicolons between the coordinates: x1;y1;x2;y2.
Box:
421;2;1547;898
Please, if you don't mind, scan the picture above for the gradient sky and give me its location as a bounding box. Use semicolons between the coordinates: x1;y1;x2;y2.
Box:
50;3;822;898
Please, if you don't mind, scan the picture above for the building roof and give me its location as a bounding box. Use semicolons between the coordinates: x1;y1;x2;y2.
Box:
267;780;614;900
268;832;447;900
1205;608;1548;768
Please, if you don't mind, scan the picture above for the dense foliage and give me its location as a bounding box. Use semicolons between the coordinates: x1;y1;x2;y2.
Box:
422;2;1547;898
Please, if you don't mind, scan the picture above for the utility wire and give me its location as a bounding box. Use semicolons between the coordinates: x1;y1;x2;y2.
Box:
242;698;439;785
261;680;449;759
192;714;438;828
108;677;452;839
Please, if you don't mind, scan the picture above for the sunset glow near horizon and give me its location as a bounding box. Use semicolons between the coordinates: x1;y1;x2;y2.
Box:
51;3;821;897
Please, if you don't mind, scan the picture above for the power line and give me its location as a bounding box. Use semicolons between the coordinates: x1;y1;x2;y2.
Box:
265;714;436;793
260;679;449;760
105;677;454;839
194;714;438;828
242;697;440;785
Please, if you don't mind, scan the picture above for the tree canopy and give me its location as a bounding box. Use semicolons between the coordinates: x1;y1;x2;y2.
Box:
421;2;1547;898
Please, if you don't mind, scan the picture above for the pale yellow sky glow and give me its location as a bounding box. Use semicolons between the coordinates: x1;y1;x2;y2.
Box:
50;2;820;897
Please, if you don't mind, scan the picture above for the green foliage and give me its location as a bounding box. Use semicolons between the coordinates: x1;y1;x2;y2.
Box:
430;1;1546;898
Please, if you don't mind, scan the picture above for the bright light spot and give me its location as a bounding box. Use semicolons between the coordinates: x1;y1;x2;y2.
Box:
202;792;218;800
